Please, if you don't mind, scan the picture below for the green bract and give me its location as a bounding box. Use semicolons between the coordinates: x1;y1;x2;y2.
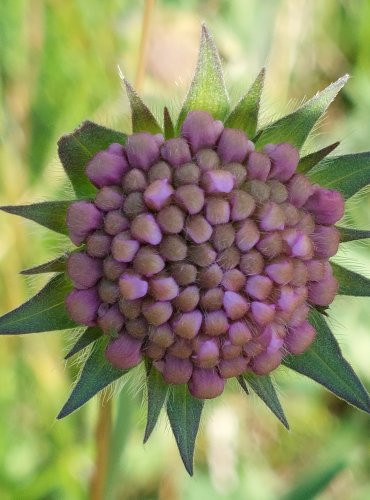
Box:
1;24;370;475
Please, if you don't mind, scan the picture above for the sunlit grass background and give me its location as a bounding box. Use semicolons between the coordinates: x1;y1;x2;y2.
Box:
1;0;370;498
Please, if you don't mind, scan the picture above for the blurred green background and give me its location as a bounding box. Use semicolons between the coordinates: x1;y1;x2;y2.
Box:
1;0;370;498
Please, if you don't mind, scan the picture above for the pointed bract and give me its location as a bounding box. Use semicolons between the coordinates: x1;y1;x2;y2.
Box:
283;310;370;414
176;24;229;130
21;253;70;275
243;373;289;429
337;226;370;243
163;107;175;139
331;262;370;297
1;201;73;235
225;68;265;138
65;327;103;359
0;274;76;334
297;142;340;174
308;152;370;199
122;78;162;135
58;337;127;419
255;75;349;150
144;363;169;443
166;384;204;475
58;121;126;198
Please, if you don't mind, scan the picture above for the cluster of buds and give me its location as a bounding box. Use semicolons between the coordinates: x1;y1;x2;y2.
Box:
65;110;344;399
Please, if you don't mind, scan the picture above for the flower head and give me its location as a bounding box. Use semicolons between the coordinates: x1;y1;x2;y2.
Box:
1;24;370;475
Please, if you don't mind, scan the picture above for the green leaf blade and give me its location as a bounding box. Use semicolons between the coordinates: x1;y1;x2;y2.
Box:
225;68;265;138
177;24;229;130
297;142;340;174
283;309;370;414
331;262;370;296
58;121;127;198
307;152;370;199
122;78;162;135
163;107;175;139
1;201;73;235
0;273;76;334
58;337;127;419
144;364;169;443
166;385;204;476
255;75;348;150
65;327;103;360
337;226;370;243
21;253;70;275
243;373;289;429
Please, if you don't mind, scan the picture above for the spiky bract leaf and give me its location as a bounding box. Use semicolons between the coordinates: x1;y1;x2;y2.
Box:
21;253;71;275
176;24;229;129
166;385;204;475
144;364;169;443
297;142;340;174
331;262;370;297
337;226;370;243
243;373;289;429
255;75;348;150
225;68;265;138
58;337;127;418
0;273;76;334
58;121;126;198
1;201;73;235
123;78;162;135
65;327;103;359
283;310;370;414
163;107;175;139
308;152;370;199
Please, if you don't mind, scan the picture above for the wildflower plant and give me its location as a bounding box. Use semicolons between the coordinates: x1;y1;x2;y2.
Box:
1;25;370;475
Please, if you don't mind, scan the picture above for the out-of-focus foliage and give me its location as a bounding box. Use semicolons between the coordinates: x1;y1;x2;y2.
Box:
1;0;370;498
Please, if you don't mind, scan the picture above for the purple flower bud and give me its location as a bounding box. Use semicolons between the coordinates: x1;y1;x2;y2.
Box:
219;356;248;378
308;274;338;306
149;323;175;348
236;220;260;252
195;148;220;171
105;332;143;370
67;252;103;289
250;301;276;325
200;288;224;311
148;161;172;183
285;320;316;354
161;355;193;384
246;275;273;301
104;210;129;236
66;201;103;245
122;168;148;193
65;288;100;326
312;225;340;258
304;187;344;224
170;263;197;286
223;291;249;320
167;337;193;358
173;162;201;186
94;186;124;211
203;310;229;336
256;232;283;259
86;150;129;188
201;170;235;194
98;304;124;334
161;137;192;166
173;310;203;339
228;321;252;345
126;317;148;339
130;213;162;245
150;276;179;301
111;233;140;262
107;142;125;156
98;279;120;304
103;256;127;280
205;197;230;225
239;250;264;276
144;341;166;361
230;190;255;221
288;303;310;327
181;110;223;152
157;205;185;234
246;151;271;181
217;128;250;163
144;179;174;212
264;142;299;181
185;215;213;244
222;269;246;291
86;231;112;258
283;229;314;259
142;300;173;326
305;259;326;282
288;174;314;207
119;273;148;300
173;286;200;312
188;368;225;398
198;264;223;289
125;132;161;170
192;338;219;368
175;185;205;214
222;162;247;187
221;339;242;359
265;259;294;285
251;349;283;375
277;286;300;314
160;235;188;261
267;180;288;203
259;202;285;231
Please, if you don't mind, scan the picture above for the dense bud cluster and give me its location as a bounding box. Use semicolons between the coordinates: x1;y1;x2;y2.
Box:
65;110;344;399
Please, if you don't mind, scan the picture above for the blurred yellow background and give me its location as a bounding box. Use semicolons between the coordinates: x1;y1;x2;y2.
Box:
1;0;370;498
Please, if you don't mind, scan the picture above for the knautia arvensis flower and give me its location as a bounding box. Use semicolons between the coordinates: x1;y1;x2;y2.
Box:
1;25;370;474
